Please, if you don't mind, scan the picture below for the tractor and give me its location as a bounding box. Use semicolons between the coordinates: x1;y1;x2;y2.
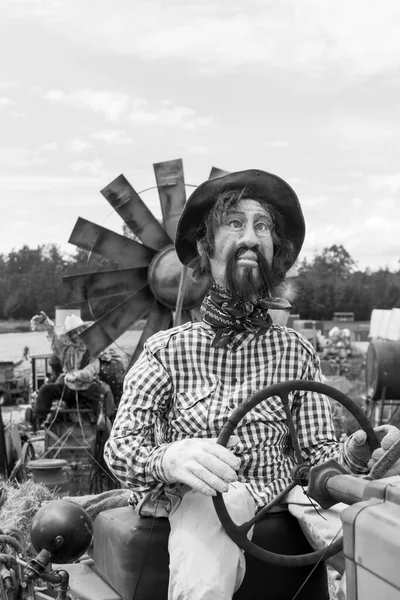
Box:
1;380;400;600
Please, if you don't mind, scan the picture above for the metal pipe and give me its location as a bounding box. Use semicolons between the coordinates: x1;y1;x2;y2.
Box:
174;265;189;327
325;474;369;506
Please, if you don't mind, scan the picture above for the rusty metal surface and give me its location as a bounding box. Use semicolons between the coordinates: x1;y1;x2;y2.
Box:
69;218;156;268
127;300;173;369
63;267;148;302
153;159;187;241
148;245;209;310
80;285;155;358
101;174;172;251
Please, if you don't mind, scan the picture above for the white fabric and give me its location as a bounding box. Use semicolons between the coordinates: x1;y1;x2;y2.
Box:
168;483;255;600
285;485;346;575
285;485;347;600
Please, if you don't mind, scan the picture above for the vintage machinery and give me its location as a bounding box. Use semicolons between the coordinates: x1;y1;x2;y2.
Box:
0;400;36;484
365;338;400;427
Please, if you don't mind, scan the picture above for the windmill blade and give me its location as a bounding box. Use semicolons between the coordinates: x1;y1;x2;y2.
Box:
69;218;156;268
209;167;229;179
63;267;148;302
127;300;173;370
100;174;172;251
87;293;133;321
153;159;187;241
80;285;155;358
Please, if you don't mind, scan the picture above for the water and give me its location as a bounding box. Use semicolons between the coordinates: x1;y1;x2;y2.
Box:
0;330;142;363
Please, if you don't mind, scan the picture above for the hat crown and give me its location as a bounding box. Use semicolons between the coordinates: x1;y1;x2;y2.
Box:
64;315;84;333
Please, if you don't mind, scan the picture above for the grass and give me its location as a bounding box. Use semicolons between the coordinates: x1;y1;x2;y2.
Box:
0;320;31;334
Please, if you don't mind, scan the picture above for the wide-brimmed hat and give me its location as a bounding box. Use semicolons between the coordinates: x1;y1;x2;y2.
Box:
175;169;305;269
55;315;92;335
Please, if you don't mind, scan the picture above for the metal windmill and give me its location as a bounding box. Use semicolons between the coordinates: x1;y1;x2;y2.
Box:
63;159;227;365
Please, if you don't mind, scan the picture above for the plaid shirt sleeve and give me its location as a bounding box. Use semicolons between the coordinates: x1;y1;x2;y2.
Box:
103;343;173;491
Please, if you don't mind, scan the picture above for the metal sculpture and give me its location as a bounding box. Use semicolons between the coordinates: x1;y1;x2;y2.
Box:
64;159;226;362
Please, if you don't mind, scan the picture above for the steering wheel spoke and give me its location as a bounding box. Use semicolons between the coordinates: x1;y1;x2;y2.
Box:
277;389;305;467
213;379;379;567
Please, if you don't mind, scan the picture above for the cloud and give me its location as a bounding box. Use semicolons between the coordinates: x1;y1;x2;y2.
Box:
43;89;130;121
328;115;393;149
68;138;93;153
129;105;213;129
368;173;400;193
10;110;28;119
9;0;400;77
186;145;210;155
69;159;104;176
0;147;45;168
0;175;100;192
0;97;15;109
263;140;290;148
91;129;133;145
40;142;58;152
302;193;400;271
0;81;17;90
41;88;210;130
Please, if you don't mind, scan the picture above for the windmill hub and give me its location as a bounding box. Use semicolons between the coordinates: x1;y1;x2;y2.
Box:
148;245;209;310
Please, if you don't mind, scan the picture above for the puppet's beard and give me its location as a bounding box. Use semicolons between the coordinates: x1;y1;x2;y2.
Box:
225;246;274;303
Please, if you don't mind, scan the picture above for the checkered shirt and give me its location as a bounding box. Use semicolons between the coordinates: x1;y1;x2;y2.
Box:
104;321;345;510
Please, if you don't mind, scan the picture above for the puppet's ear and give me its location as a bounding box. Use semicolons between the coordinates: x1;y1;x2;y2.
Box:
196;239;205;257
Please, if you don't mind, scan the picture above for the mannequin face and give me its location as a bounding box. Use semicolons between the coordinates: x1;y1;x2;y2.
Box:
199;199;274;299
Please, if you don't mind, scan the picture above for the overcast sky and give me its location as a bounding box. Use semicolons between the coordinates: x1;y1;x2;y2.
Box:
1;0;400;272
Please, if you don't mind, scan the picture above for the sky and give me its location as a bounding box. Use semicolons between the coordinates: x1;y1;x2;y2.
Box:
1;0;400;272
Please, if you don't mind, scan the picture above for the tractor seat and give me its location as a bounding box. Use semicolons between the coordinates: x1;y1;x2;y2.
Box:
91;506;329;600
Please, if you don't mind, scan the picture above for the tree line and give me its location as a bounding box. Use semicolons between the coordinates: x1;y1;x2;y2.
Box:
291;245;400;321
0;243;398;322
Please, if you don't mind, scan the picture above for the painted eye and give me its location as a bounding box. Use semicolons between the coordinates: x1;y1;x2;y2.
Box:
255;220;273;233
228;219;242;229
255;221;270;231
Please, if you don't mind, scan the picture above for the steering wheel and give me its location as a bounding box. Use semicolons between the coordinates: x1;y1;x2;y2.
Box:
212;379;379;567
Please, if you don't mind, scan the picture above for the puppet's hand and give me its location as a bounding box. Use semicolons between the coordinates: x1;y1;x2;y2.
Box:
344;424;400;474
30;311;54;331
368;424;400;476
162;436;240;496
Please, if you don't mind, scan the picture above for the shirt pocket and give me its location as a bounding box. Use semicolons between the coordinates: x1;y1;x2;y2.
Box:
242;393;287;425
174;384;217;431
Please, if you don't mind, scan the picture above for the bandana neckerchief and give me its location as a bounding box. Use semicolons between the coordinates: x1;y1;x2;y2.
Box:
200;284;292;348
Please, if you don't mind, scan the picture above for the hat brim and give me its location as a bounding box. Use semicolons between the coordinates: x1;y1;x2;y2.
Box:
175;169;305;269
55;322;93;336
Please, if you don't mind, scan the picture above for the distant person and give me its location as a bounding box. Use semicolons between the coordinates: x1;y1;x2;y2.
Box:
29;311;115;422
47;353;63;383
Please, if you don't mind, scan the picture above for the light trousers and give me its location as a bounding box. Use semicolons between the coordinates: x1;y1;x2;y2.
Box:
166;483;255;600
